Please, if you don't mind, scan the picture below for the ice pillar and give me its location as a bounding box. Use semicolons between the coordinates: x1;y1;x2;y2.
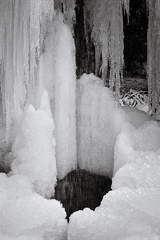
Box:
77;74;124;178
40;14;77;179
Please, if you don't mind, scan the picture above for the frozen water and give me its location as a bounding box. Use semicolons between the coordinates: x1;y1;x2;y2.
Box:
84;0;129;94
77;73;125;177
0;0;54;140
11;90;57;198
122;106;154;128
114;121;160;173
112;162;160;190
68;188;160;240
39;13;77;180
0;173;67;240
68;101;160;240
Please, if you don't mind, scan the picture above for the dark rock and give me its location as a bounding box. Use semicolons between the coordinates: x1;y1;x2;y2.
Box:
54;169;112;221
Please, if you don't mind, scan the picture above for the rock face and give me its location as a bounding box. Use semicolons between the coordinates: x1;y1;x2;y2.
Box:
54;169;112;220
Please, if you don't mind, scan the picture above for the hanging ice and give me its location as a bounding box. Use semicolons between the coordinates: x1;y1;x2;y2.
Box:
11;90;57;198
84;0;130;96
0;0;54;140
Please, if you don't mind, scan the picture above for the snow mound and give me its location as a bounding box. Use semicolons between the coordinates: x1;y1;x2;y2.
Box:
11;90;57;198
112;162;160;190
114;121;160;173
0;173;67;240
68;188;160;240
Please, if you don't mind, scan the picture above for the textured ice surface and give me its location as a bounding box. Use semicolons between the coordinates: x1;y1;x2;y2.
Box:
39;13;77;180
114;121;160;173
123;106;154;128
0;173;67;240
11;90;57;198
68;188;160;240
77;73;125;177
0;0;55;141
112;162;160;190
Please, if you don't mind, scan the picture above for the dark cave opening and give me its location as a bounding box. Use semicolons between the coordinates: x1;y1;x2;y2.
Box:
54;169;112;221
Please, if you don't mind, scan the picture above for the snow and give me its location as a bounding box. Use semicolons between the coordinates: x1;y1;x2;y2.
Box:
112;162;160;190
0;173;67;240
114;121;160;173
77;73;125;177
68;188;160;240
39;13;77;180
10;90;57;198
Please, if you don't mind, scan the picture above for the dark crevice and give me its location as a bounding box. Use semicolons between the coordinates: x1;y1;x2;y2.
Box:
54;169;112;221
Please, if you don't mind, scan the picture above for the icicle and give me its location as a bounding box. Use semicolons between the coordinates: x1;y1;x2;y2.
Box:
147;0;160;114
123;0;130;22
84;0;130;98
54;0;76;30
0;0;55;140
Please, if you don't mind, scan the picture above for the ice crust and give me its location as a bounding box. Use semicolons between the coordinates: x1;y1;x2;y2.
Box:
77;73;124;177
0;173;67;240
11;90;57;198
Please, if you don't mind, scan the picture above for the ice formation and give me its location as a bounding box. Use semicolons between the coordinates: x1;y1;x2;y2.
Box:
0;0;54;139
11;90;57;198
148;0;160;114
122;106;154;128
54;0;76;29
114;121;160;173
68;119;160;240
77;73;124;177
68;188;160;240
84;0;130;96
0;0;77;180
40;13;77;180
0;173;67;240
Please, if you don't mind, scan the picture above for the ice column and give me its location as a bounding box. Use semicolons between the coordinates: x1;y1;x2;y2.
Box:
39;13;77;179
77;73;124;178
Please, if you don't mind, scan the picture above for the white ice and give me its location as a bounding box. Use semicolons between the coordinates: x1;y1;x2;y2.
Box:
122;106;154;128
10;90;57;198
77;73;125;177
114;121;160;173
39;13;77;180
